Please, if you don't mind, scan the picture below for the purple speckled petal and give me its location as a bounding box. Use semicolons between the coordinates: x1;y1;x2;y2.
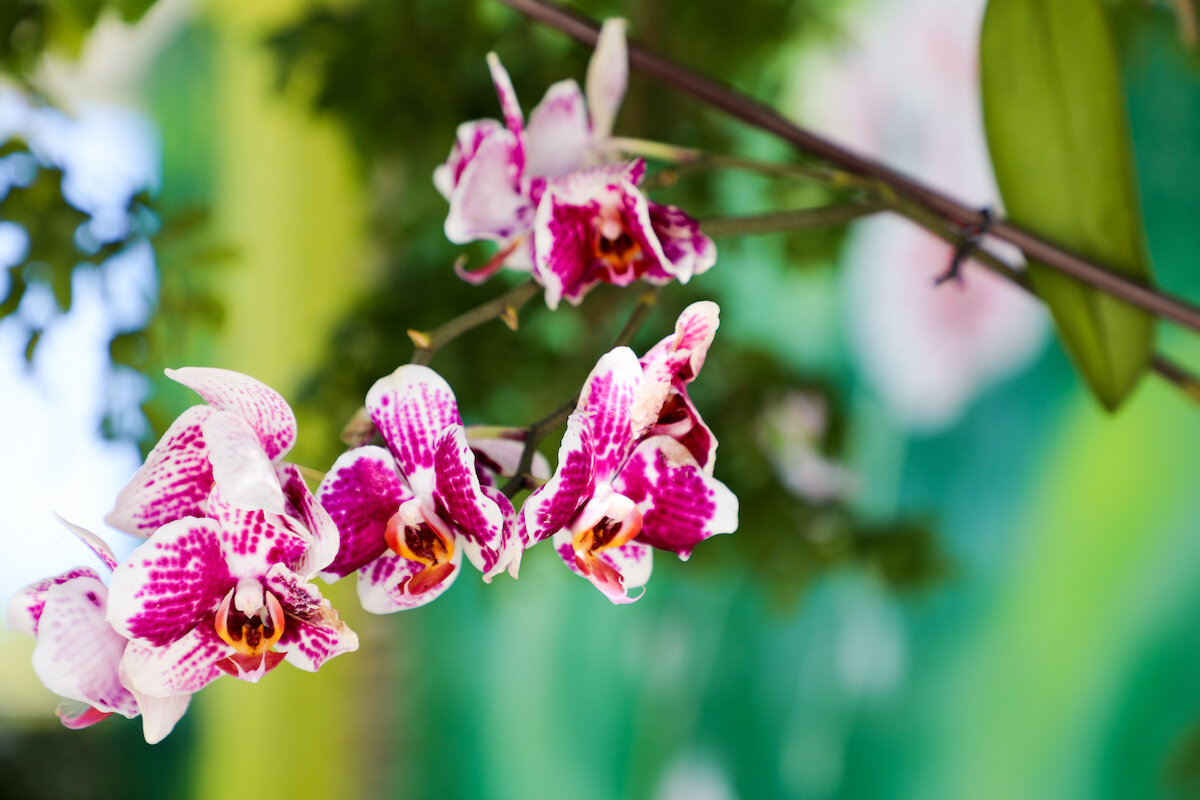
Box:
265;564;358;672
615;178;671;279
478;485;517;582
649;389;717;474
444;129;534;246
467;434;550;489
576;346;643;481
106;517;231;647
356;546;463;614
166;367;297;461
432;425;504;572
105;405;213;537
317;446;411;580
202;411;287;515
206;485;309;578
434;118;505;200
29;575;139;719
552;529;651;604
120;621;230;697
8;567;100;637
586;18;628;141
525;79;590;179
367;365;462;492
508;500;532;579
486;52;525;142
641;300;720;386
648;203;716;283
52;514;119;572
276;463;340;578
613;436;738;558
522;413;596;543
531;186;597;309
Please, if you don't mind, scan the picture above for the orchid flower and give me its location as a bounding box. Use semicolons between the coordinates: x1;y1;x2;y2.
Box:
106;367;310;537
9;517;190;743
434;19;715;303
523;304;738;603
317;365;514;612
105;477;358;700
435;18;628;271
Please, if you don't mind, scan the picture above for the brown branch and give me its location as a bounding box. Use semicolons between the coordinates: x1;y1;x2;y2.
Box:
495;0;1200;335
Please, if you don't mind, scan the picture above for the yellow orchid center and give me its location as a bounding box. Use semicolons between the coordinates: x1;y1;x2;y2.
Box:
571;505;643;581
593;204;643;275
215;581;285;659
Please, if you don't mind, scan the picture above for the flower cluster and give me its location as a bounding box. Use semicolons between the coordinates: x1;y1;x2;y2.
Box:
12;19;737;745
435;19;716;308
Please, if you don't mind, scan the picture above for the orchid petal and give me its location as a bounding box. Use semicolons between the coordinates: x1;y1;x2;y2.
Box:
479;485;518;582
523;413;596;543
57;703;112;730
317;446;412;580
105;405;214;537
486;52;525;140
120;623;230;697
552;529;651;604
576;346;643;480
434;118;505;199
125;676;191;745
525;79;591;179
444;129;533;245
586;18;628;141
532;186;597;309
432;425;504;571
206;486;309;578
52;514;119;572
641;300;720;385
30;576;138;719
107;517;231;647
202;411;287;515
367;365;462;491
614;436;738;558
265;564;358;672
648;203;716;283
356;546;463;613
276;463;340;578
8;567;99;637
166;367;297;460
650;389;717;474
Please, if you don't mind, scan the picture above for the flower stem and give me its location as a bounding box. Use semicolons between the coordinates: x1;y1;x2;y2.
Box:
700;203;886;238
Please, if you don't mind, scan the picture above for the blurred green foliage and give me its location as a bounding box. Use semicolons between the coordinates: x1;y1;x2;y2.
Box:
0;0;156;77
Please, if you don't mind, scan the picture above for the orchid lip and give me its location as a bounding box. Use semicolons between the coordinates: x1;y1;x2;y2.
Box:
384;508;458;595
214;580;285;659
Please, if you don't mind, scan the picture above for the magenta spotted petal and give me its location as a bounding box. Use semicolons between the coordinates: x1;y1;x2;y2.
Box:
367;365;463;490
552;529;652;605
318;446;411;580
8;567;100;637
432;425;504;571
434;118;505;200
266;564;359;672
120;623;232;697
275;463;341;578
523;413;597;543
105;406;214;537
27;574;139;720
576;346;643;482
647;203;717;284
614;436;738;559
106;517;232;648
206;486;310;580
444;130;534;247
357;547;463;614
167;367;297;461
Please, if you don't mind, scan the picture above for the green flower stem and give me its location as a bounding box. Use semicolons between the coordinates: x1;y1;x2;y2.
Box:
700;203;887;238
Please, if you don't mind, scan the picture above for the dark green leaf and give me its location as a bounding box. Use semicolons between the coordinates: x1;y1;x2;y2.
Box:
981;0;1154;409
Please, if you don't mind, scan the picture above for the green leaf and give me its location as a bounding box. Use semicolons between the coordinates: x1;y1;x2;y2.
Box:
981;0;1154;410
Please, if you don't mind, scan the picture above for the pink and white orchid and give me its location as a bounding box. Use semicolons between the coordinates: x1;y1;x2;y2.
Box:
317;365;514;612
435;19;715;304
97;368;356;705
523;303;738;603
106;367;310;537
105;479;358;699
9;517;190;743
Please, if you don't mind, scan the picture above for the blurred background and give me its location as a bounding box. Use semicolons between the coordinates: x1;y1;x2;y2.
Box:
4;0;1200;797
